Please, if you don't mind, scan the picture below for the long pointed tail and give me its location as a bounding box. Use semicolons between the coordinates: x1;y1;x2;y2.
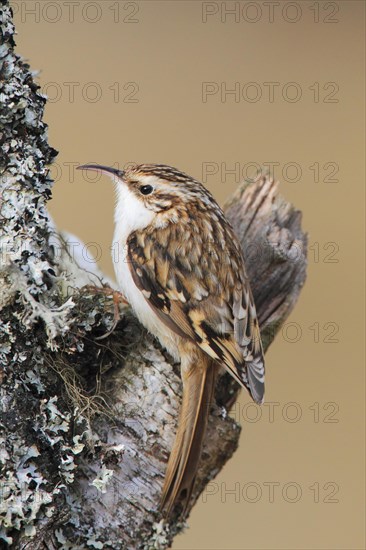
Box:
160;355;217;517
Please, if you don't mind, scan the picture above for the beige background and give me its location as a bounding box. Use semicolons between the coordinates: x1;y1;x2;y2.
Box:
13;1;365;548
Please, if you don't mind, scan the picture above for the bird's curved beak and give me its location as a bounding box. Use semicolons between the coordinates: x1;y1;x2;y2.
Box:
77;164;125;180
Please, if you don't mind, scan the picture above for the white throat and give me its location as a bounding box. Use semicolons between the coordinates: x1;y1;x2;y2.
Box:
113;181;155;244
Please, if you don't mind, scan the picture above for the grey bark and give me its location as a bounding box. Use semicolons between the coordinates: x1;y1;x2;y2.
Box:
0;3;307;549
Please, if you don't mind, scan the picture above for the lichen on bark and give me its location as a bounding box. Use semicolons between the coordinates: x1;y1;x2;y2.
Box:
0;2;116;545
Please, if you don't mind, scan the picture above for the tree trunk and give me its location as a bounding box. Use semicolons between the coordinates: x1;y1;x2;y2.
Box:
0;2;307;548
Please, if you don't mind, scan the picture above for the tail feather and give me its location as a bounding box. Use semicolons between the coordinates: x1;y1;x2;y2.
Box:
160;357;217;517
247;357;265;404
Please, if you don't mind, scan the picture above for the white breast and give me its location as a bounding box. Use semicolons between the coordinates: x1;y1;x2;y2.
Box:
112;181;180;361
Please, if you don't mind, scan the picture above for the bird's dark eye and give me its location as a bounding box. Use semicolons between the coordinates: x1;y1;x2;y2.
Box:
140;184;153;195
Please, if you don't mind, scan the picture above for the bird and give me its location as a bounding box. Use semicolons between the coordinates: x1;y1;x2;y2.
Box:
77;162;265;517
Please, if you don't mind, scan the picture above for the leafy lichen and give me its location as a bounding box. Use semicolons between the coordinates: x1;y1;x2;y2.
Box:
0;2;120;545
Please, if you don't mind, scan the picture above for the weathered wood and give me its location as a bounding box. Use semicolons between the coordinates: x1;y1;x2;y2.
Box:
226;176;307;349
0;3;307;548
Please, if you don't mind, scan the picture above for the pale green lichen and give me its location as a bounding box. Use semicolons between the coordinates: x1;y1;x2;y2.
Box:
0;436;56;537
143;520;172;550
90;465;114;494
37;397;87;484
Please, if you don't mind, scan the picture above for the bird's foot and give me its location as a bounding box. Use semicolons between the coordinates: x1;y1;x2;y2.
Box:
84;285;129;340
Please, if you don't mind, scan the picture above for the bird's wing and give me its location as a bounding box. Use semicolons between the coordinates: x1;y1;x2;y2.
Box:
127;227;265;404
